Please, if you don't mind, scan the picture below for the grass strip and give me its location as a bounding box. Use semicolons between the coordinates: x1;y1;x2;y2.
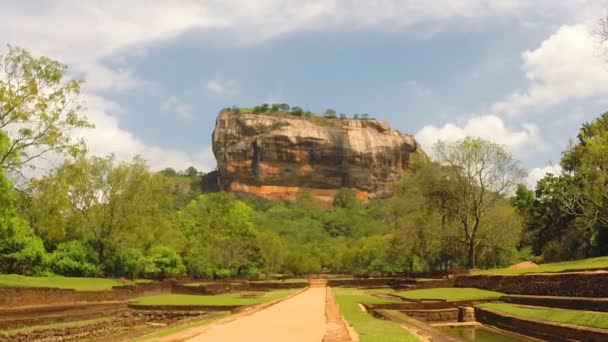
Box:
480;303;608;329
394;287;503;301
474;256;608;275
333;288;417;342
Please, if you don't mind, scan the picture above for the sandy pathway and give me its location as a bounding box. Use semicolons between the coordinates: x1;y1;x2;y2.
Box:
186;287;327;342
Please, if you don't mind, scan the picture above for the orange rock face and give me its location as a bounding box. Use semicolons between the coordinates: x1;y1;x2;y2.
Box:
212;110;424;202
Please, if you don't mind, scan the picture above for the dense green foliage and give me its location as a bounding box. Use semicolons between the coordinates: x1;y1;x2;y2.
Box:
516;112;608;262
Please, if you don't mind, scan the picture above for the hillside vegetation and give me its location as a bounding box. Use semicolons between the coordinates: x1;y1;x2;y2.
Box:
1;46;608;282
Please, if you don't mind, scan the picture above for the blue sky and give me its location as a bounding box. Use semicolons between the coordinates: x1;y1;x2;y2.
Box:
2;1;608;185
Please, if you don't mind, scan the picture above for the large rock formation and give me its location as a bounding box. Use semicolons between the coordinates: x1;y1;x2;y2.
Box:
212;110;423;203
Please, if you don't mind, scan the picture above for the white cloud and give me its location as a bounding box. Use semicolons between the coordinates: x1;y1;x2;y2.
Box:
162;96;194;120
491;24;608;117
525;165;562;188
206;79;238;95
415;115;542;155
76;95;214;172
0;0;601;176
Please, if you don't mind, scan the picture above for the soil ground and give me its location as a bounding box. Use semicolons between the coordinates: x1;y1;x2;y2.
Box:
185;287;329;342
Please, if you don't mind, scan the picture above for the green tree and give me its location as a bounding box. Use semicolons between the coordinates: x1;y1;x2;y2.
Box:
434;138;525;268
177;192;259;276
291;106;304;116
0;46;92;172
23;155;174;263
256;230;286;279
324;109;337;118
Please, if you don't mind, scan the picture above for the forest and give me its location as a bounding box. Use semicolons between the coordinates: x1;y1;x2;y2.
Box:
1;46;607;280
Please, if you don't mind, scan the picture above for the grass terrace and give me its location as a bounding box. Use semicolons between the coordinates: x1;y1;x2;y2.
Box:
474;256;608;275
135;290;296;306
0;274;149;291
391;288;504;301
480;303;608;330
334;288;417;342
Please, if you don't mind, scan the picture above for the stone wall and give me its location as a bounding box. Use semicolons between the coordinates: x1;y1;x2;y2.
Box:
0;311;205;342
0;302;128;330
171;281;306;296
399;308;459;322
455;272;608;297
0;282;171;307
476;307;608;342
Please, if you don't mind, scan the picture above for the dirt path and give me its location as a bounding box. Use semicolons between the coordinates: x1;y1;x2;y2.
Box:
186;287;328;342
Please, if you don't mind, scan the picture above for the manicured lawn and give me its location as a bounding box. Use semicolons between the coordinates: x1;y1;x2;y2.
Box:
334;288;417;342
394;287;503;301
474;256;608;275
480;303;608;329
135;290;296;306
130;312;230;341
0;274;147;291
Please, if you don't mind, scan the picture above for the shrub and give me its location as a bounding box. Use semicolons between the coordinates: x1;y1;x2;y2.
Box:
184;250;215;278
0;232;48;275
140;246;186;279
48;240;101;277
108;249;144;279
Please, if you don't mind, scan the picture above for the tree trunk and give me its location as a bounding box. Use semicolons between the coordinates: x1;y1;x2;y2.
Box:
467;241;476;269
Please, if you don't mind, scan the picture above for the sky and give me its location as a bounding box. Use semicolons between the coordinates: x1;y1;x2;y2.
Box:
2;0;608;187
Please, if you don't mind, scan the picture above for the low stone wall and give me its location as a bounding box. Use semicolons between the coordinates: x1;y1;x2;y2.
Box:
0;282;171;307
503;295;608;312
476;307;608;342
327;278;412;288
0;311;206;342
0;287;74;306
0;302;128;330
399;308;459;322
365;300;492;311
171;281;306;296
455;272;608;297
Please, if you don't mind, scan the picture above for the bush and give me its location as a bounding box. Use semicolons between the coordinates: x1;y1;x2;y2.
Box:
184;249;215;278
240;266;262;280
214;268;235;279
47;240;101;277
0;232;48;275
108;249;144;279
140;246;186;279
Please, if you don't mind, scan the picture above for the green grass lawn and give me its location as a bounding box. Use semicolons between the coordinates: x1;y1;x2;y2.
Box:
130;311;230;341
480;303;608;329
0;274;148;291
135;290;296;306
474;256;608;275
334;288;417;342
394;287;503;301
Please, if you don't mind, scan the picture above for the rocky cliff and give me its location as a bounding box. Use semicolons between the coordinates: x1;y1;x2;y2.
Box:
212;110;423;203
